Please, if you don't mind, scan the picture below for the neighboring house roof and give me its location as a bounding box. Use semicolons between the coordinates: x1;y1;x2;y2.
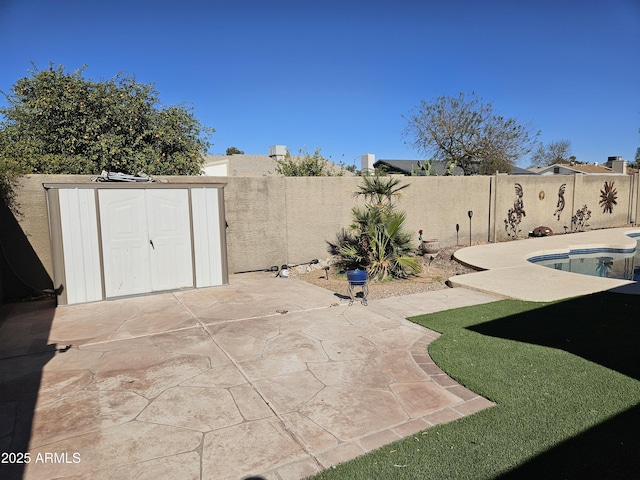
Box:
373;159;464;176
511;166;538;175
533;163;617;175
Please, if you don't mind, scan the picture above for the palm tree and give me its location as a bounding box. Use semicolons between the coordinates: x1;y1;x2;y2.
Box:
365;209;421;280
353;173;410;207
328;174;421;281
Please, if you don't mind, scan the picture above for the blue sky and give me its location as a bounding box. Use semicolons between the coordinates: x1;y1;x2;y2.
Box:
1;0;638;169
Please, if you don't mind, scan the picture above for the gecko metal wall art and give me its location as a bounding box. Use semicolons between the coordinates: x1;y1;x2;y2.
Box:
504;183;526;238
553;183;566;220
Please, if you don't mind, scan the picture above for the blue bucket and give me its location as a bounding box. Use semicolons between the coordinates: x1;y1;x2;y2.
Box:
346;269;368;285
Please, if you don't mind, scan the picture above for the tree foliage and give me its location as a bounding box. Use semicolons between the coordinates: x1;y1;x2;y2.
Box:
0;156;26;212
529;140;573;166
403;92;539;175
226;146;244;155
0;64;214;177
274;146;345;176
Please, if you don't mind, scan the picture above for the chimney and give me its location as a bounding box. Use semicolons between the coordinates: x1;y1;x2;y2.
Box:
360;153;375;173
269;145;287;161
611;159;627;174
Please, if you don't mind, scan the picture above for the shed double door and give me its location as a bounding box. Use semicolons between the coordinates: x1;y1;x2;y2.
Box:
99;189;193;298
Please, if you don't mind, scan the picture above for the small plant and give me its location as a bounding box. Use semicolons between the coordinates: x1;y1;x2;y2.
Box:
411;159;436;176
445;160;456;176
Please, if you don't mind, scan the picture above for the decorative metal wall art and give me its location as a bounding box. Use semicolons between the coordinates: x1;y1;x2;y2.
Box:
554;184;566;220
504;183;526;238
599;181;617;214
571;205;591;232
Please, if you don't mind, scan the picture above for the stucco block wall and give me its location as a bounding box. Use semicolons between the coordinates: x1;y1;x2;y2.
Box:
572;175;632;230
399;176;492;246
492;174;632;241
5;172;639;299
493;174;568;240
283;176;363;268
216;176;289;273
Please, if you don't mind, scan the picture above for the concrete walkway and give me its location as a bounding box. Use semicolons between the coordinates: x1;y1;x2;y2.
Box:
1;274;499;480
450;227;640;301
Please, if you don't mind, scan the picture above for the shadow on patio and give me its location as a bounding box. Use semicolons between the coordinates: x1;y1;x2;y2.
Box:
1;200;57;480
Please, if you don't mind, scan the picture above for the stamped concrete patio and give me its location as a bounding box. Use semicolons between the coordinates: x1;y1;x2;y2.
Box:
1;274;498;480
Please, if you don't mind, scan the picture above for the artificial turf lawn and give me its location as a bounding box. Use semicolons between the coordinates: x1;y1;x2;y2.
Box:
312;292;640;480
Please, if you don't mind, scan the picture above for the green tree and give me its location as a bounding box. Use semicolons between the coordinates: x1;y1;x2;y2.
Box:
274;146;344;176
403;92;539;175
0;64;214;178
529;140;573;166
0;156;26;212
328;173;421;280
226;146;244;155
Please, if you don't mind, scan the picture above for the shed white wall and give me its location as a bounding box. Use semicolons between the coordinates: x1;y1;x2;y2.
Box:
58;189;102;304
191;187;224;287
47;183;227;305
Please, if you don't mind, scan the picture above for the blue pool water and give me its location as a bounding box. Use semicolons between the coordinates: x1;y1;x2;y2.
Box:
529;238;640;281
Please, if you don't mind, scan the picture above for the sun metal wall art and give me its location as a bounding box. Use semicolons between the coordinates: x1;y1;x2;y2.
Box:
504;183;526;238
599;181;617;214
554;183;566;221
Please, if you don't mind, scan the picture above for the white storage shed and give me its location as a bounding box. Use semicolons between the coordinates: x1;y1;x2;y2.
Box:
44;182;228;305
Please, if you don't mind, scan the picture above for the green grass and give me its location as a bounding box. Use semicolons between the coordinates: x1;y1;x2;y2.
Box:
312;292;640;479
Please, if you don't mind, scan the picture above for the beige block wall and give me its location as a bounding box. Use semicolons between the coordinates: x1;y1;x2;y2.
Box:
216;176;289;272
492;174;633;241
397;175;492;247
572;175;633;230
283;176;363;267
493;174;572;240
8;172;639;286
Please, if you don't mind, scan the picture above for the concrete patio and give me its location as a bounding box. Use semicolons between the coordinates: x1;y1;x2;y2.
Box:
451;227;640;301
1;274;498;480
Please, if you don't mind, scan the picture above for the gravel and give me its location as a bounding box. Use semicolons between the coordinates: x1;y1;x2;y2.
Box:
291;247;476;301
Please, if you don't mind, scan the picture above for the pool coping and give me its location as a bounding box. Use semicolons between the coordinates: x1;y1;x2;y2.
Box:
448;227;640;302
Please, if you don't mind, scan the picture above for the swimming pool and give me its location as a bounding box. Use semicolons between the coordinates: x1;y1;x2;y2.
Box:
528;238;640;281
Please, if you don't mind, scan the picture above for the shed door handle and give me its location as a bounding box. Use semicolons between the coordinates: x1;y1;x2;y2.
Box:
150;239;155;250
